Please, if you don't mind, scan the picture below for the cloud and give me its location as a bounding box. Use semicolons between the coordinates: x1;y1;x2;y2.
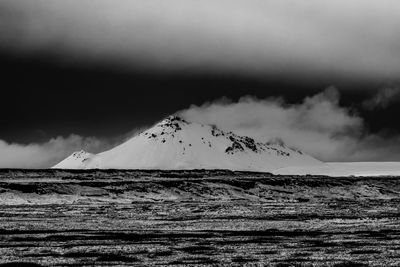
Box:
362;87;400;110
1;0;400;80
179;87;400;162
0;123;147;168
0;135;110;169
0;134;126;169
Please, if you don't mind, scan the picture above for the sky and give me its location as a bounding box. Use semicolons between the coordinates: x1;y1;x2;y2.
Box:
0;0;400;167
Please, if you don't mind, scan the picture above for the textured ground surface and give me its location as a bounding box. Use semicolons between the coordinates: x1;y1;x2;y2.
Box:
0;170;400;266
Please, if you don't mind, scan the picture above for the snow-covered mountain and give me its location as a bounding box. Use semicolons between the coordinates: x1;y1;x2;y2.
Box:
53;116;321;171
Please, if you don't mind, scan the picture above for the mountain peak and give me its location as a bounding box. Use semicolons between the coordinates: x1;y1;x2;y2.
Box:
156;115;189;129
53;115;322;171
159;115;187;124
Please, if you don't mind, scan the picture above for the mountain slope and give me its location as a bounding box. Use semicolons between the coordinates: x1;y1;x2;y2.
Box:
54;150;95;169
53;116;321;171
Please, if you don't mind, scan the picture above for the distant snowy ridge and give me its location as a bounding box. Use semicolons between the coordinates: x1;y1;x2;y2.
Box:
53;115;321;171
274;162;400;177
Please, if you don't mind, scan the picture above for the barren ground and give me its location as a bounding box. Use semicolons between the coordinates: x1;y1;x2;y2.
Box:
0;170;399;266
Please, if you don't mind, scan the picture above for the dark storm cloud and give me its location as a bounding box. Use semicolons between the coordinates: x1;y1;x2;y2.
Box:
1;0;400;79
179;88;400;162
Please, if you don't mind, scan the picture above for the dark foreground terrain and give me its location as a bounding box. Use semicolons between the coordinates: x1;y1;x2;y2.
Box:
0;169;399;266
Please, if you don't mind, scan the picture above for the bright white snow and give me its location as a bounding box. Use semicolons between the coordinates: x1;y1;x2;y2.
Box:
53;150;94;169
53;115;321;171
274;162;400;177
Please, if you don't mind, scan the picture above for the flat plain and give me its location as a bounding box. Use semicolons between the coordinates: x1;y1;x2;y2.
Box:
0;169;399;266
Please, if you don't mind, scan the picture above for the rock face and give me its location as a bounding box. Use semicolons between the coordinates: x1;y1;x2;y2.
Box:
53;115;321;171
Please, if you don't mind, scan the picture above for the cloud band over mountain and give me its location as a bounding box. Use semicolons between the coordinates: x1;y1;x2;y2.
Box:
179;88;400;162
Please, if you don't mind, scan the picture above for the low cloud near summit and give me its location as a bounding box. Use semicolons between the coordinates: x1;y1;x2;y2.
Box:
180;87;400;162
